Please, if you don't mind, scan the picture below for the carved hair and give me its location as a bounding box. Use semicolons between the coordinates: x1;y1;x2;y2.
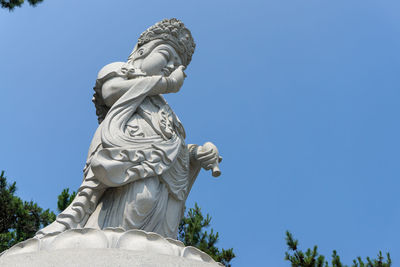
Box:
136;18;195;67
92;80;109;124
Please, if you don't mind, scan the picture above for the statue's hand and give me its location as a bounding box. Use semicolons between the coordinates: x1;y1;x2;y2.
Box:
166;65;186;93
121;63;146;79
195;142;222;177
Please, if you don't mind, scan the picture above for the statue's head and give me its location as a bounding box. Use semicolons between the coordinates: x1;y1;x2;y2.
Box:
94;19;195;123
123;18;195;77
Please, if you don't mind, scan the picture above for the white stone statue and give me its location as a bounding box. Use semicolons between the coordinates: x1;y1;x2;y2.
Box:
0;19;224;266
36;18;222;240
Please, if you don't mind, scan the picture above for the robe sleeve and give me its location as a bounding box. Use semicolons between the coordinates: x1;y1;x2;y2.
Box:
90;76;186;188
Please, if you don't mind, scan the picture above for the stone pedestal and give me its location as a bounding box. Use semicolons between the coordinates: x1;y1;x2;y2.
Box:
0;228;222;267
0;248;221;267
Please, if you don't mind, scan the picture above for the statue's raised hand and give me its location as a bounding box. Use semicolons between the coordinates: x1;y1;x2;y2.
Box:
194;142;222;177
166;65;186;93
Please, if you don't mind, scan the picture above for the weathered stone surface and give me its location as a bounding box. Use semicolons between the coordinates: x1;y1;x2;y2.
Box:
0;249;222;267
1;228;221;265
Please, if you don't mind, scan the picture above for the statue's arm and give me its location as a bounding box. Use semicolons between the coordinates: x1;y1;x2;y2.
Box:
100;64;186;108
188;144;199;163
102;77;174;107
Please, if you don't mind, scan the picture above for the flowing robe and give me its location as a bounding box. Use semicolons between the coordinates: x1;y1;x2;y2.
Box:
37;64;201;239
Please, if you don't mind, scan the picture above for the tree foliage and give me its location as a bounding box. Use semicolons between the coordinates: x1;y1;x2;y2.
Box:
0;171;55;253
0;0;43;11
57;188;76;213
178;203;235;266
285;231;391;267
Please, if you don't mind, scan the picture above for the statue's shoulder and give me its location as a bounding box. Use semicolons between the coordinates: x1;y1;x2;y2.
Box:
93;62;125;124
97;62;125;80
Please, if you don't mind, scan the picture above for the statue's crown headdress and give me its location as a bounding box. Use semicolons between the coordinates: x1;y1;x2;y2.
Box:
137;18;195;67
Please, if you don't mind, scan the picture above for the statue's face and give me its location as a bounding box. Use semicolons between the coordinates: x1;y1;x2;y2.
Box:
129;40;183;76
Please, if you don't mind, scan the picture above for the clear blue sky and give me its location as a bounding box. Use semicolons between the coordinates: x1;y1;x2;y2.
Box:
1;1;399;266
